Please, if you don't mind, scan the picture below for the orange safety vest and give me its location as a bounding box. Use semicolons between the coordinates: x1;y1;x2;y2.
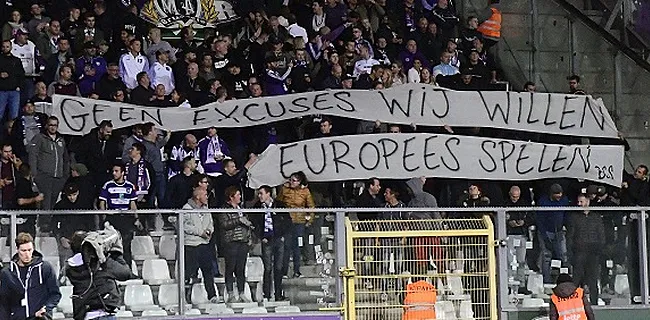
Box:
403;280;437;320
550;288;589;320
477;7;502;40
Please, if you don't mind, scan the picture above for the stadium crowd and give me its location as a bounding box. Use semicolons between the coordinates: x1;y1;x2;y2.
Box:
0;0;644;318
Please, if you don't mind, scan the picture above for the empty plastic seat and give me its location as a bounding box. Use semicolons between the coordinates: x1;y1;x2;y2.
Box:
157;283;180;307
615;274;629;295
36;237;59;257
191;283;218;306
527;274;544;295
242;306;268;314
186;309;202;315
246;256;264;282
142;259;173;285
57;286;73;314
115;310;134;318
434;301;456;319
609;297;630;305
123;285;157;312
275;305;301;313
158;235;177;261
131;236;158;260
141;309;168;316
521;298;546;308
208;307;234;315
447;274;464;296
459;300;474;320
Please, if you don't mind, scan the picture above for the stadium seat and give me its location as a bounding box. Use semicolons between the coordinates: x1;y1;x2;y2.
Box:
186;309;202;315
123;284;157;312
459;300;474;320
223;282;252;302
447;274;464;296
434;301;456;319
36;237;59;257
131;236;158;260
521;298;546;308
208;306;235;315
142;259;174;285
275;305;301;313
57;286;73;314
242;306;268;314
141;309;168;316
191;282;219;307
527;274;544;295
614;274;629;295
52;312;65;319
157;283;180;308
246;256;264;282
158;235;177;260
42;256;60;279
115;310;134;318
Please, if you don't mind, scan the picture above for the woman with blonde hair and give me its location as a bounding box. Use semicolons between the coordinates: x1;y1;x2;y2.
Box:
2;10;24;41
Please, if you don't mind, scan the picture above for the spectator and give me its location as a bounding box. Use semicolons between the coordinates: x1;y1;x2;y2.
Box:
460;16;483;52
549;274;595;320
60;7;81;43
130;72;154;105
324;0;348;29
125;141;156;209
140;123;170;208
264;56;292;96
0;142;19;210
148;50;175;95
98;163;140;266
198;127;231;178
169;134;200;178
253;185;291;301
34;20;62;61
567;74;586;95
28;81;51;104
0;40;25;125
177;62;207;106
286;14;308;44
457;183;491;217
355;64;383;89
213;157;256;208
96;62;127;100
356;178;384;220
311;1;327;32
10;102;46;160
75;41;107;80
536;183;569;284
353;43;380;79
67;163;96;210
421;22;444;63
218;186;253;303
145;28;176;65
405;177;440;219
567;194;605;305
26;4;51;38
43;37;72;85
0;232;61;320
431;0;459;39
398;39;429;73
432;51;459;86
523;81;536;92
75;120;119;191
53;182;94;267
14;163;44;236
277;171;315;278
74;13;105;54
183;187;219;303
119;39;149;90
505;186;530;235
476;0;501;49
29;116;70;210
166;156;198;209
2;10;24;41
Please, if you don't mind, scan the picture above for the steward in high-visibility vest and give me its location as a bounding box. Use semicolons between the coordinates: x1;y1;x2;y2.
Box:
550;274;595;320
477;6;502;42
403;280;437;320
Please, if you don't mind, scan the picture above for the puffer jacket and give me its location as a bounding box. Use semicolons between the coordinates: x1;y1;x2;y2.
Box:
277;185;315;224
183;199;214;246
217;205;251;243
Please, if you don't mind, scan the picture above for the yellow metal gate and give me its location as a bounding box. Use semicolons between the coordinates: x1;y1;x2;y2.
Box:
342;217;497;320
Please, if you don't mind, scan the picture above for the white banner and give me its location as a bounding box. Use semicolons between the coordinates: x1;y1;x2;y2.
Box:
51;84;618;137
246;133;624;188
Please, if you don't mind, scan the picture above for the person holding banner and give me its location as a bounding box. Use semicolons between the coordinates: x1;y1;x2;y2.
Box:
198;126;231;178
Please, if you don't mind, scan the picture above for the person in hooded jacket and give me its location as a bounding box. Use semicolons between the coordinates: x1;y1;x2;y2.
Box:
405;177;443;275
550;274;595;320
65;227;132;320
0;232;61;320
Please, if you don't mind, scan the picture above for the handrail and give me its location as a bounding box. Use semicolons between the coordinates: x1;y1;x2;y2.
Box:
551;0;650;73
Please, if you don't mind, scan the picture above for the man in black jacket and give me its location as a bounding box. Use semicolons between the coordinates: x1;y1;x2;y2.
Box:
129;72;154;106
65;228;132;320
356;178;383;220
96;63;127;100
75;120;120;194
165;156;197;209
253;185;291;301
0;40;25;126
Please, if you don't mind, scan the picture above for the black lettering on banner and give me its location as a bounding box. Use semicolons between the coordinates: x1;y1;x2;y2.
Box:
359;142;381;170
527;92;539;124
595;165;615;180
378;90;411;117
402;136;420;172
214;105;240;123
313;93;334;111
119;107;135;122
243;103;266;121
289;97;311;113
92;104;109;127
303;143;327;175
333;92;355;112
442;137;460;171
479;91;510;124
516;144;533;174
479;140;497;172
330;140;354;173
59;98;88;133
423;135;441;170
537;145;551;173
580;97;605;130
434;90;451;118
567;146;592;172
543;94;557;126
552;146;567;172
192;108;208;125
419;87;427;117
265;101;287;118
559;96;576;130
517;96;524;123
279;143;299;179
498;141;516;173
141;108;163;126
378;138;399;170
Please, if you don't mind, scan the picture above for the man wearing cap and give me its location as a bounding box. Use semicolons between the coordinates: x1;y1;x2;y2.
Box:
11;27;42;104
148;50;175;95
75;41;107;80
550;274;595;320
536;183;569;284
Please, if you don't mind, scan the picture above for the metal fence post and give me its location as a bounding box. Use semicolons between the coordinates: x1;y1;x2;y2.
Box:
10;212;17;256
335;211;346;306
639;210;649;305
496;209;509;320
177;210;186;315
